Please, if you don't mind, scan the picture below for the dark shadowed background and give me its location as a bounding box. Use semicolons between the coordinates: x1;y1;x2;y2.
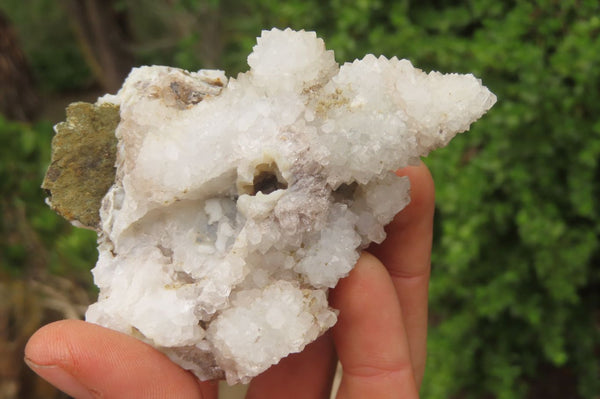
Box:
1;1;599;398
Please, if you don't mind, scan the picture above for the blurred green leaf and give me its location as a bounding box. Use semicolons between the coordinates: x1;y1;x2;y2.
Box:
2;0;599;397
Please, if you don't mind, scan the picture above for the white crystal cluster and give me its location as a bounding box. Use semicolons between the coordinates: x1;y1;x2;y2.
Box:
86;28;496;384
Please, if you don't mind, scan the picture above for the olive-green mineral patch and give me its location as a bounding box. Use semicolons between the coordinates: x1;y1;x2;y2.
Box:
42;102;119;230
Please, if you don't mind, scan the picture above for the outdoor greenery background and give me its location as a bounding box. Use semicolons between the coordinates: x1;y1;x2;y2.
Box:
1;0;599;398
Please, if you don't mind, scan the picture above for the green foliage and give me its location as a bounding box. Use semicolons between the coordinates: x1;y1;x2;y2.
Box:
0;116;96;285
1;0;92;91
2;0;598;397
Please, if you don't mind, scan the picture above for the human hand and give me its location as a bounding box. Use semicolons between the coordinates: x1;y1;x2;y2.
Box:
24;162;434;399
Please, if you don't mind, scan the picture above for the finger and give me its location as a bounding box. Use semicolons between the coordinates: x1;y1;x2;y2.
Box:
246;332;337;399
24;320;217;399
369;162;434;386
330;252;419;399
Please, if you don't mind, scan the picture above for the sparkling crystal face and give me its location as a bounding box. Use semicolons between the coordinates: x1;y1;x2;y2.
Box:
82;28;496;384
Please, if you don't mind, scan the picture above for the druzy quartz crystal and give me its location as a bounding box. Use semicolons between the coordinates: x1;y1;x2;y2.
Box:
49;28;496;384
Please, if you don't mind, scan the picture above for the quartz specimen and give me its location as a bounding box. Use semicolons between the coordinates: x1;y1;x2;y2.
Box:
51;28;496;384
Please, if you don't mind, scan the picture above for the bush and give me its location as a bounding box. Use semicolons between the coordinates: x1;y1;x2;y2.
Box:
3;0;599;397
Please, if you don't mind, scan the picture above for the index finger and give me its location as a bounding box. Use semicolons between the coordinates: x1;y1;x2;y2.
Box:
329;252;419;398
369;162;434;387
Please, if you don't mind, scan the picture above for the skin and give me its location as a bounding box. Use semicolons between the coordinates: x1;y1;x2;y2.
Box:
24;162;434;399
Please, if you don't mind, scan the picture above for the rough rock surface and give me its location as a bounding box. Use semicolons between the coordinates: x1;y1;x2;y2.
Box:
53;28;496;384
42;102;119;229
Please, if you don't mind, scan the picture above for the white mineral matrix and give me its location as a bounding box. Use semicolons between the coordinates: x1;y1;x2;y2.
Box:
85;28;496;384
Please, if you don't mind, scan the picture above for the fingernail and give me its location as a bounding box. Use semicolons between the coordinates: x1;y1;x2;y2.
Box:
24;357;94;399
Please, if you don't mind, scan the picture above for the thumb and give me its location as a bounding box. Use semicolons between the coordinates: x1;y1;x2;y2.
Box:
25;319;217;399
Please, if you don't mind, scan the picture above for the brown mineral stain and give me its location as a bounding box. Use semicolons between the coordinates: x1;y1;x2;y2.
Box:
315;88;350;116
